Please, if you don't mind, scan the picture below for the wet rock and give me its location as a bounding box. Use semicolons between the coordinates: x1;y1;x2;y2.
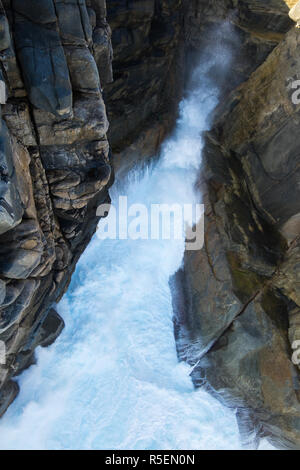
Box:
0;279;39;333
105;0;185;156
0;380;18;418
0;120;23;235
0;0;113;415
55;0;93;46
172;205;242;360
13;7;72;116
37;308;65;348
174;10;300;449
192;294;300;449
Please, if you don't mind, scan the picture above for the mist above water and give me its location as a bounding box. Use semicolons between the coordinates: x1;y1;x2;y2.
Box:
0;25;260;450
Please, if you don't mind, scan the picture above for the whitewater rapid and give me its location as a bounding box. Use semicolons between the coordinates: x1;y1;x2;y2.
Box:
0;39;266;450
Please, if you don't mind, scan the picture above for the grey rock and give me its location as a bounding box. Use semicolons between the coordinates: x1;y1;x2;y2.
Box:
64;46;101;94
0;279;38;333
13;14;72;116
37;308;65;348
0;119;23;235
174;10;300;450
55;0;93;46
0;279;5;305
191;295;300;449
12;0;57;25
0;0;113;415
0;380;18;418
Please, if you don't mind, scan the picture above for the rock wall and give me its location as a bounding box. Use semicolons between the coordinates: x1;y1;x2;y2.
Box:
185;0;292;89
173;0;300;450
105;0;185;173
0;0;113;416
0;0;188;418
1;0;300;450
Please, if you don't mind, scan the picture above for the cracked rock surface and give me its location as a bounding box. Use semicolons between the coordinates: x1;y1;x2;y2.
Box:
1;0;300;452
0;0;113;416
173;2;300;449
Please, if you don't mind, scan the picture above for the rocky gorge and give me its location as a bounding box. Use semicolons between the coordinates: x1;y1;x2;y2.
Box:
0;0;300;451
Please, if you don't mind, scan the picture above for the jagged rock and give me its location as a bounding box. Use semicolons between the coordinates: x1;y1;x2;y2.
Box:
171;203;242;360
37;308;65;348
0;279;39;333
0;0;299;452
0;0;113;417
64;47;101;94
93;24;113;86
105;0;185;163
12;309;65;374
0;279;5;305
0;120;23;235
3;101;37;147
34;95;108;146
13;2;72;116
174;8;300;449
0;380;18;418
0;7;10;51
191;293;300;449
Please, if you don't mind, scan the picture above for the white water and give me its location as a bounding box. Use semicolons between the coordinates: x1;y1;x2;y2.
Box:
0;42;251;450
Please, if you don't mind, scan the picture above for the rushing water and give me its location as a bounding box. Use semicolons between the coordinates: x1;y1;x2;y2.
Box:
0;34;262;450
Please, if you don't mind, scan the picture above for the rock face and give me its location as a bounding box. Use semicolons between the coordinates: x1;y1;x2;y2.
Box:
0;0;113;416
0;0;188;420
185;0;292;88
105;0;185;173
0;0;300;451
173;1;300;450
0;0;188;418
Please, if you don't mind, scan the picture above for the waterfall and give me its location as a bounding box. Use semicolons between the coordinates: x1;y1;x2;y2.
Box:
0;25;271;450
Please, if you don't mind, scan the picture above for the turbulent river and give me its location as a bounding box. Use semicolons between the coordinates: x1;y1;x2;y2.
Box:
0;34;272;450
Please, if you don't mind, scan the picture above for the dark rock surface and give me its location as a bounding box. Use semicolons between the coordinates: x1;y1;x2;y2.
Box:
0;0;188;420
0;0;300;452
105;0;186;172
0;0;113;416
173;1;300;450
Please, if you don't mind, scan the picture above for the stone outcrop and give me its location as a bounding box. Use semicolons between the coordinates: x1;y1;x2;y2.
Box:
184;0;292;91
105;0;185;172
173;2;300;450
0;0;113;416
0;0;189;419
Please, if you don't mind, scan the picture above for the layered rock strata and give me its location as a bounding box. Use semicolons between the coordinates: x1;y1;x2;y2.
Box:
0;0;113;416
